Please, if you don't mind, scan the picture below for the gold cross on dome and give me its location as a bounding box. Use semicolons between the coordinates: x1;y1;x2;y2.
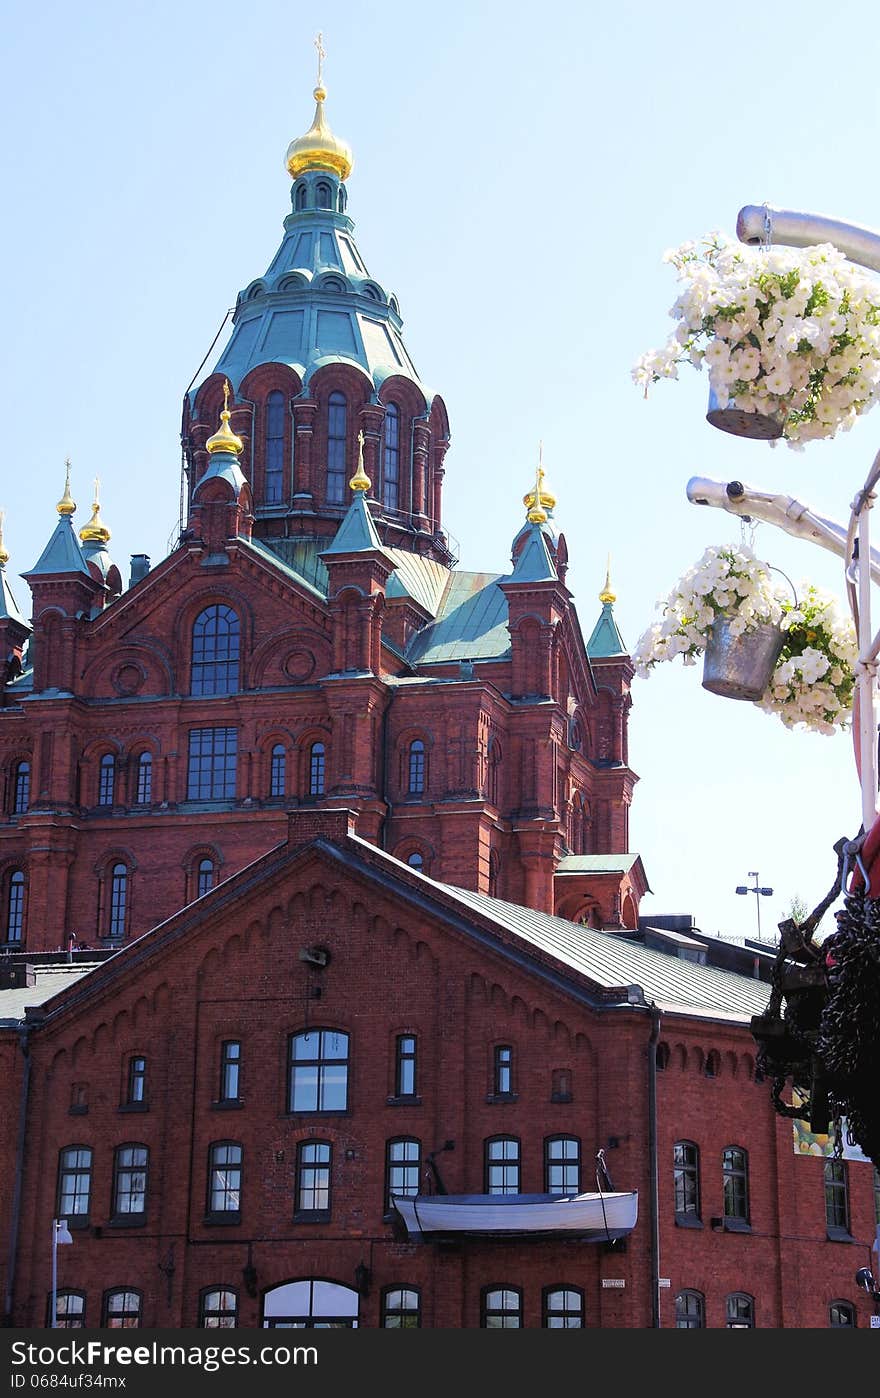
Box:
315;32;325;86
223;379;230;412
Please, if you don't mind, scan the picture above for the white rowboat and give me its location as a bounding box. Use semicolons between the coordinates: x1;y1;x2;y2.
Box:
391;1190;638;1239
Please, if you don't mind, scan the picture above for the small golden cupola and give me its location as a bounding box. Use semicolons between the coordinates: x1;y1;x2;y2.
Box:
57;458;76;517
205;381;244;456
349;429;371;493
285;34;353;182
79;477;111;545
600;556;616;605
522;443;557;520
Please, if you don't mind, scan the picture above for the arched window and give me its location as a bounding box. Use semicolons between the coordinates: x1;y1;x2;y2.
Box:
722;1146;750;1224
487;738;500;807
337;187;346;213
481;1287;522;1328
265;391;286;504
200;1288;238;1328
270;744;286;797
98;753;116;806
406;851;423;872
57;1146;92;1223
103;1290;142;1328
197;858;215;898
295;183;307;212
109;864;128;939
544;1136;581;1195
135;752;152;805
675;1291;704;1328
308;742;325;796
656;1042;670;1070
673;1141;700;1220
829;1300;856;1327
382;1287;420;1328
288;1029;349;1112
51;1291;86;1329
263;1279;359;1328
191;605;240;696
207;1142;242;1218
12;760;29;814
385;1137;421;1210
485;1137;520;1195
5;870;25;943
382;402;400;510
316;181;332;209
726;1293;755;1329
326;392;347;503
543;1287;584;1328
407;740;425;795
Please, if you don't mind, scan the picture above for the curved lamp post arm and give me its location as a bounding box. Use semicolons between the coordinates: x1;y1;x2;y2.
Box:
737;205;880;275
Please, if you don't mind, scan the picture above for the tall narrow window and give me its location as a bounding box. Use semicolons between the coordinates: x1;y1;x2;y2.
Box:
219;1041;241;1103
316;181;332;209
135;752;152;805
386;1138;421;1209
288;1029;349;1113
109;864;128;940
382;402;400;510
112;1144;148;1218
308;742;325;796
543;1288;584;1328
824;1158;850;1235
295;1141;332;1218
200;1289;238;1328
726;1293;755;1328
722;1146;749;1225
486;1137;520;1195
326;392;347;503
295;183;307;211
265;391;286;504
57;1146;92;1223
493;1044;513;1096
673;1141;700;1221
407;740;425;795
5;871;24;943
12;761;29;814
98;754;116;806
481;1288;522;1328
191;605;240;696
126;1056;146;1106
270;744;286;797
187;728;237;800
395;1035;417;1097
197;858;215;898
675;1291;705;1328
382;1288;420;1328
207;1142;242;1219
545;1137;581;1194
103;1291;142;1328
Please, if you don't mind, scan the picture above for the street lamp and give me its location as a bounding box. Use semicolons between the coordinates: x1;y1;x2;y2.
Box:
735;871;773;940
50;1217;73;1328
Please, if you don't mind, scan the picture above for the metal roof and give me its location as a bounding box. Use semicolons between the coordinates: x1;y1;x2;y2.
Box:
0;963;105;1026
405;572;510;664
556;854;641;875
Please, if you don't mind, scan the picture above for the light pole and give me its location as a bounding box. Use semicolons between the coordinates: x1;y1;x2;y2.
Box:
50;1217;73;1328
735;872;773;941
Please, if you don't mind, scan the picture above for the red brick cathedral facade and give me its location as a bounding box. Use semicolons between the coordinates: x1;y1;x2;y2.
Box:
0;78;877;1330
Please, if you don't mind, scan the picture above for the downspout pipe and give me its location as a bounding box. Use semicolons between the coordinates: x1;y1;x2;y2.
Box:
647;1002;662;1328
4;1025;31;1325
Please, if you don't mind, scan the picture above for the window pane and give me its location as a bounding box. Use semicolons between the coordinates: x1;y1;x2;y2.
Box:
270;745;286;797
382;403;400;510
544;1288;583;1328
105;1291;142;1328
58;1147;92;1217
99;755;115;806
326;393;347;503
135;753;152;804
265;391;286;504
6;871;25;942
13;762;30;814
192;606;240;696
220;1041;240;1101
201;1290;238;1328
309;743;325;796
187;729;238;801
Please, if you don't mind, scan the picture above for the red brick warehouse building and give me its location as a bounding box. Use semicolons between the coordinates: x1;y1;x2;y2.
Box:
0;66;878;1329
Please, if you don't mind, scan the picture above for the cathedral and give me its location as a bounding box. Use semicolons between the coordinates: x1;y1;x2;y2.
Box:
0;62;876;1330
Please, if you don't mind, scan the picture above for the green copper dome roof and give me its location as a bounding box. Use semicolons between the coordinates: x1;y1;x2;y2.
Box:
199;169;427;404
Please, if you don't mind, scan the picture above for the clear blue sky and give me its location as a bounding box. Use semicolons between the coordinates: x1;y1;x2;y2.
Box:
3;0;877;941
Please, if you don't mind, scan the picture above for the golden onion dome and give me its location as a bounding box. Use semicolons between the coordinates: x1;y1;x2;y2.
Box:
522;450;557;516
349;429;371;493
206;382;244;456
57;459;76;517
79;478;111;544
599;556;616;605
285;53;353;182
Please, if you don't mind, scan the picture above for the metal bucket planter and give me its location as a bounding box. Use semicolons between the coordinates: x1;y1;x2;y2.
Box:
701;615;785;701
705;386;785;441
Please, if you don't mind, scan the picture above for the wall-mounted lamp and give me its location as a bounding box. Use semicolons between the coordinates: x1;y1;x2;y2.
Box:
354;1261;371;1297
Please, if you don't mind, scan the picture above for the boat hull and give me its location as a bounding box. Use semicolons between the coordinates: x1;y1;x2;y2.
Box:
391;1190;638;1240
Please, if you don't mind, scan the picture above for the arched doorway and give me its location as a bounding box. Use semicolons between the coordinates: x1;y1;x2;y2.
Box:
262;1279;359;1328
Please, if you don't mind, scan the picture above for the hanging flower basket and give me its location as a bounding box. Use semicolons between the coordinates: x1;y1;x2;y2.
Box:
632;233;880;447
701;614;785;701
